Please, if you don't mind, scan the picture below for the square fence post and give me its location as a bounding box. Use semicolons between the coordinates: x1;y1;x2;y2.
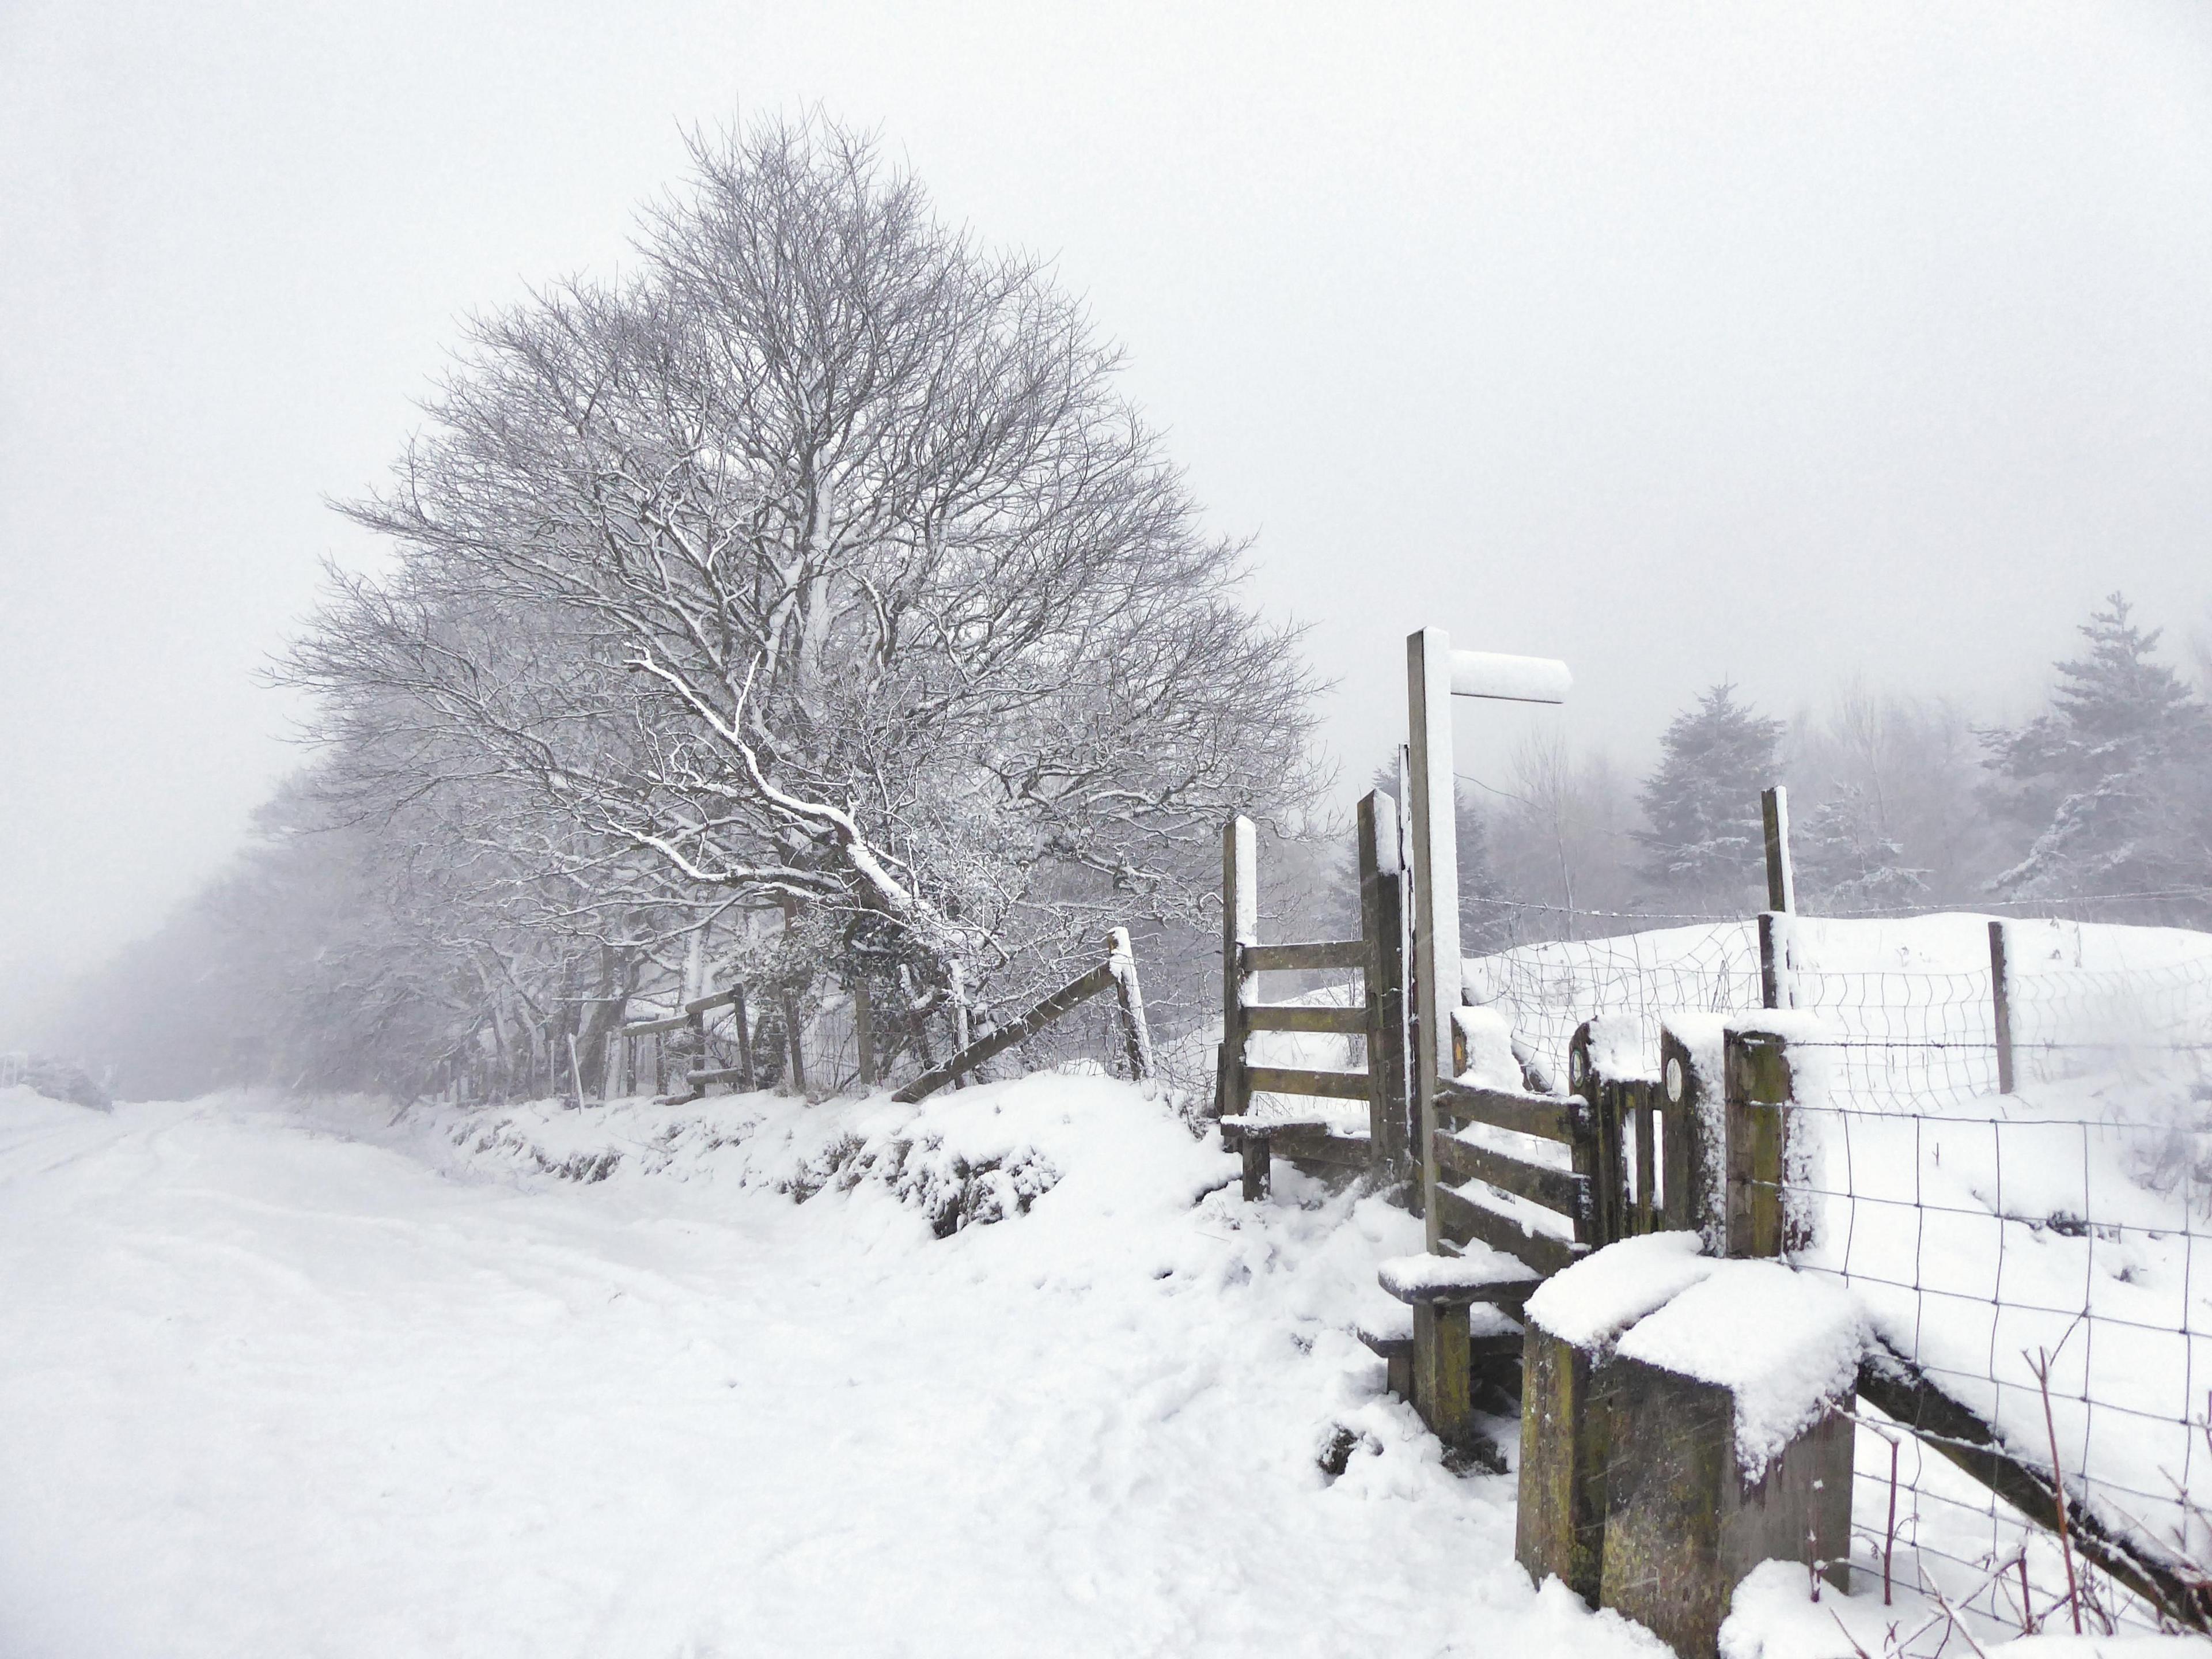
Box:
1358;790;1414;1173
1989;918;2014;1094
1658;1022;1726;1252
1724;1027;1800;1260
853;978;874;1089
1219;815;1257;1120
1406;628;1460;1252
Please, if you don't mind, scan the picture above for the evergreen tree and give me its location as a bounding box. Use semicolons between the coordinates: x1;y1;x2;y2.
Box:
1796;785;1929;911
1633;684;1785;903
1984;594;2212;914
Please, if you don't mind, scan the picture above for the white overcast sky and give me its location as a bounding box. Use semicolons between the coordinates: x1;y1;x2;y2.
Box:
3;1;2210;1032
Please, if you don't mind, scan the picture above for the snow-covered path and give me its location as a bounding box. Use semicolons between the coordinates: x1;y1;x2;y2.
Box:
0;1084;1662;1659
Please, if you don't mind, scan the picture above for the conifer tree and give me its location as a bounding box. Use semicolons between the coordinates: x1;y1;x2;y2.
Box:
1796;785;1929;911
1633;684;1785;904
1984;594;2212;915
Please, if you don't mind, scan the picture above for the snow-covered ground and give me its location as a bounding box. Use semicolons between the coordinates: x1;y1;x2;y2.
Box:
0;1078;1671;1659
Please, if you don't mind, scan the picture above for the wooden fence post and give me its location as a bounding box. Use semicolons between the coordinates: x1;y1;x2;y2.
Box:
566;1032;586;1109
948;958;973;1080
1760;786;1796;1013
732;987;754;1092
1724;1027;1796;1260
1658;1022;1725;1252
1219;815;1257;1120
1358;789;1414;1174
1407;628;1460;1252
1760;785;1795;914
853;978;875;1089
1106;927;1154;1081
1989;919;2015;1094
1569;1024;1632;1247
783;989;807;1098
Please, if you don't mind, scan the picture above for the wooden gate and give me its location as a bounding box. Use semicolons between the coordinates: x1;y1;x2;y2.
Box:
1215;790;1414;1199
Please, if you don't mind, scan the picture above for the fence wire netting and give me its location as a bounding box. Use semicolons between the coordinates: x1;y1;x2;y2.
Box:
1464;911;2212;1646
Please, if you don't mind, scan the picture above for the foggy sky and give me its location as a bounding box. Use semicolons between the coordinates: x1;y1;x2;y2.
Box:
4;0;2210;1039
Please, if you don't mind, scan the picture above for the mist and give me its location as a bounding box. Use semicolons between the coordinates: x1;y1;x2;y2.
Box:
6;1;2211;1045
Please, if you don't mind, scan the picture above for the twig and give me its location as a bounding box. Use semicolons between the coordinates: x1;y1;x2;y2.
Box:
2025;1344;2084;1634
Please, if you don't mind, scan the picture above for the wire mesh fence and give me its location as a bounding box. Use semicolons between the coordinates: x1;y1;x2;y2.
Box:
1464;911;2212;1646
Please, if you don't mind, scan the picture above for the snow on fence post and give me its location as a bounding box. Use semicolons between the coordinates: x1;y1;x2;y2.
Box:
1988;919;2015;1094
1406;628;1460;1252
1658;1019;1728;1254
1758;787;1796;1013
1105;927;1153;1083
1760;786;1795;914
1218;815;1257;1120
1357;789;1414;1176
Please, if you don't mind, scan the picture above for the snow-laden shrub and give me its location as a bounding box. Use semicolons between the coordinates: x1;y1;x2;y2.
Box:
20;1056;111;1112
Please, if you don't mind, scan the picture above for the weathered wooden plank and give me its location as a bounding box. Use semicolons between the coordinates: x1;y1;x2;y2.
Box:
1433;1186;1581;1279
687;1066;748;1086
1433;1131;1585;1215
1243;1004;1367;1036
1266;1124;1373;1168
892;961;1117;1103
1244;1064;1370;1103
684;987;744;1017
623;1010;691;1037
1436;1080;1578;1144
1241;939;1368;974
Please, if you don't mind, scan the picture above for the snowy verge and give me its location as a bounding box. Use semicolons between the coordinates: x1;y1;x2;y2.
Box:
1722;1557;2212;1658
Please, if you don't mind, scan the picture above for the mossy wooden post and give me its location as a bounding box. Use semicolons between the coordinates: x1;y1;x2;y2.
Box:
1220;815;1257;1122
1413;1300;1473;1443
1658;1022;1726;1251
1724;1028;1794;1260
1517;1324;1612;1605
1357;790;1413;1173
1597;1357;1853;1659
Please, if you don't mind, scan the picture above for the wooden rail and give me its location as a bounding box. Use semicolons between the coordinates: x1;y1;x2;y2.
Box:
1244;1064;1370;1103
1432;1131;1584;1213
892;931;1152;1104
1243;1005;1366;1036
1241;940;1368;974
1436;1080;1578;1144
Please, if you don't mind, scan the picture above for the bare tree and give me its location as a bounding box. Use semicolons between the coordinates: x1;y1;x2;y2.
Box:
287;114;1321;1055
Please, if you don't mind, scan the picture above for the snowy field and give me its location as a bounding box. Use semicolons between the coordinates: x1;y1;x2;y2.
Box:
0;1078;1671;1659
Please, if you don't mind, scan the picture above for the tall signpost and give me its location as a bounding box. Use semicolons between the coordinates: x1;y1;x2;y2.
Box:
1406;630;1572;1251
